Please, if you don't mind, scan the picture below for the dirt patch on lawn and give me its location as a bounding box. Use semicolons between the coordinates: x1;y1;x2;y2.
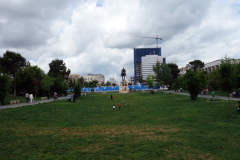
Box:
17;124;185;141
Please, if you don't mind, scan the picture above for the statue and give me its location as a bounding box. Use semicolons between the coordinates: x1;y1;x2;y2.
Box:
120;67;127;80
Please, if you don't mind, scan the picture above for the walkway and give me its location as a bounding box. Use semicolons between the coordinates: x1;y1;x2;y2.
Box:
0;97;66;110
167;91;240;101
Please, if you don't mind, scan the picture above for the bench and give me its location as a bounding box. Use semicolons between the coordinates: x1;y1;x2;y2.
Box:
9;100;20;104
41;97;47;100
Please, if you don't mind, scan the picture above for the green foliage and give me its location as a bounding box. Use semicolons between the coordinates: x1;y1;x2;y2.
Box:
153;61;172;87
0;74;10;104
172;76;184;90
105;81;111;86
51;76;65;94
219;57;237;93
167;63;180;89
16;65;45;96
0;50;26;96
83;81;90;87
185;70;200;99
48;59;71;78
196;71;207;89
146;75;154;88
188;60;204;72
42;75;54;92
207;69;220;90
74;82;81;98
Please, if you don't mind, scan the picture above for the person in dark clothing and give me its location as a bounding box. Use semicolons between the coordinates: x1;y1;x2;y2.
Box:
47;92;50;100
64;90;67;97
110;95;113;100
73;94;76;102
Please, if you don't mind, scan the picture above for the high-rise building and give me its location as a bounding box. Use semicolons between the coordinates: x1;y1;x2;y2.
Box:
134;48;164;82
141;55;165;80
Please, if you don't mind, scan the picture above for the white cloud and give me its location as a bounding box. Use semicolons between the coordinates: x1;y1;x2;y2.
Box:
1;0;240;83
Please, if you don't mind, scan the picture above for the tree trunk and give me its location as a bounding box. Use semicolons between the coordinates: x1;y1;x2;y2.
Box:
228;96;231;117
14;70;16;97
35;86;38;101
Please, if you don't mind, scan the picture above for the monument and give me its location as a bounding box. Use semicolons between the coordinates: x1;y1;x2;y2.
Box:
119;67;129;93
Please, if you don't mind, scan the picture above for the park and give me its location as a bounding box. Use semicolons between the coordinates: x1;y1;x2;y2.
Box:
0;90;239;159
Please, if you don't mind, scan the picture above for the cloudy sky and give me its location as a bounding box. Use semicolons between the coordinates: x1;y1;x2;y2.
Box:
0;0;240;82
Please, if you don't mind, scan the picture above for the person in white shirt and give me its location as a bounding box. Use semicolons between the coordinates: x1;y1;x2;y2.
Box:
113;104;115;111
30;94;33;103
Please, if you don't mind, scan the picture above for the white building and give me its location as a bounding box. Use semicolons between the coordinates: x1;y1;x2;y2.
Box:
69;74;81;82
141;55;165;80
82;74;105;84
202;60;221;73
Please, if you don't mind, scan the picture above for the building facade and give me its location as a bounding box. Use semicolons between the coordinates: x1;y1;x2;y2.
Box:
201;60;221;73
141;55;165;80
134;48;163;82
69;74;81;82
82;74;105;84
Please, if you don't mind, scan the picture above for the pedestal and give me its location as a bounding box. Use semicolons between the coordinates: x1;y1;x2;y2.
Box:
119;80;129;93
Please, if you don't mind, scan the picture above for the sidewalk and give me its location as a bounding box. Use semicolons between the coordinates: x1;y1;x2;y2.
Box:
0;97;66;110
168;91;240;101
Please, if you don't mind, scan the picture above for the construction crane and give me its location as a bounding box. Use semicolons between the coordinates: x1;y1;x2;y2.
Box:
137;35;162;48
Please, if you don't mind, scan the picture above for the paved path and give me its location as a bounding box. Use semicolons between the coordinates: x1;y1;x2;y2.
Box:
0;97;66;110
167;91;240;101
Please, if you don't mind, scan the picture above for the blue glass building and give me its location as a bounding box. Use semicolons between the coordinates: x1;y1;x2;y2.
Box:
134;48;164;82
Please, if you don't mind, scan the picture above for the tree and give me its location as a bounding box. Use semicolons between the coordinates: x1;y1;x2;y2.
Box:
106;81;111;86
0;51;26;96
153;61;172;88
168;63;180;89
172;76;185;90
138;75;143;83
16;65;45;97
219;58;237;93
48;59;71;78
51;76;65;95
83;81;90;87
207;69;220;91
188;60;204;73
185;70;200;100
74;81;81;98
146;75;154;89
0;74;11;104
42;75;54;93
218;56;238;116
196;71;207;89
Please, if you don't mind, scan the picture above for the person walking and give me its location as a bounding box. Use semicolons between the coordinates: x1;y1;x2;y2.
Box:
110;95;113;100
68;94;72;102
30;93;33;103
113;104;115;111
25;92;30;103
47;92;50;100
212;91;215;97
118;103;121;109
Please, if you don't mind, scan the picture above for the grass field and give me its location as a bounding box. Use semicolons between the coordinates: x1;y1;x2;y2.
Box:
0;91;240;159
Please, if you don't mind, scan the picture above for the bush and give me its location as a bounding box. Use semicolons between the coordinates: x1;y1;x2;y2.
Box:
74;82;81;98
0;74;10;104
185;70;200;100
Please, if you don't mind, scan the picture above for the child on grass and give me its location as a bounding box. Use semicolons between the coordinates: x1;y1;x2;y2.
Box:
113;104;115;111
118;103;121;109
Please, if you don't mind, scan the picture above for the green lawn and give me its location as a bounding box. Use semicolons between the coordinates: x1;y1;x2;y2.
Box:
0;92;239;159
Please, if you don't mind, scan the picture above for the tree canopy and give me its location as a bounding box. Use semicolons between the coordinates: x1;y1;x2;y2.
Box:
48;59;71;78
188;60;204;73
0;51;26;96
153;61;172;88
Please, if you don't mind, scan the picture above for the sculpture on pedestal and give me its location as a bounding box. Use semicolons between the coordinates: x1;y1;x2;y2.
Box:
120;67;126;80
